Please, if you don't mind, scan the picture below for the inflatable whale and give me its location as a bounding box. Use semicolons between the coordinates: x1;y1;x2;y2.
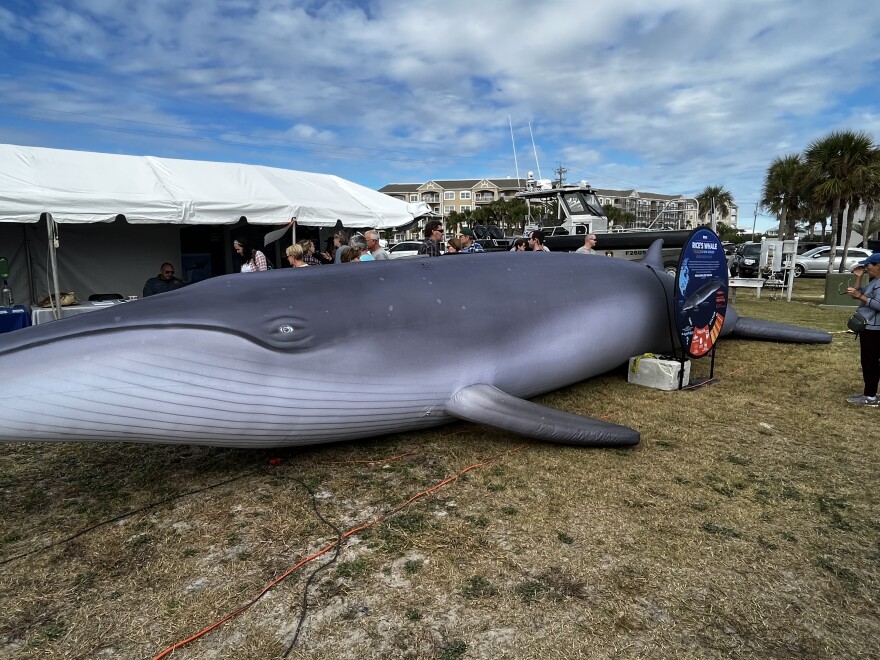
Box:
0;241;830;448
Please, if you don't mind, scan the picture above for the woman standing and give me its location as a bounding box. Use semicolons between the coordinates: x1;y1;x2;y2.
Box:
285;244;310;268
233;237;269;272
846;253;880;406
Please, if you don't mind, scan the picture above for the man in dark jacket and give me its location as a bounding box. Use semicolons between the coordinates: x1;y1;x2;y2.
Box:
417;220;444;257
143;263;185;297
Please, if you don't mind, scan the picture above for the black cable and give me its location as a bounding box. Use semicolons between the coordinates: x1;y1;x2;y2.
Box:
0;470;257;567
281;477;343;659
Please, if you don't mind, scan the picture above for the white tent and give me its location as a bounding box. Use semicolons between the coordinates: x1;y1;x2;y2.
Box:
0;143;424;227
0;144;428;308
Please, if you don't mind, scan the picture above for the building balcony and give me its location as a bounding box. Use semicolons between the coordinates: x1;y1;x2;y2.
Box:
421;194;440;203
474;192;495;204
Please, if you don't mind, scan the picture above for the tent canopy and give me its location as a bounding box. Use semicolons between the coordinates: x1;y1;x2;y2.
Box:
0;143;425;228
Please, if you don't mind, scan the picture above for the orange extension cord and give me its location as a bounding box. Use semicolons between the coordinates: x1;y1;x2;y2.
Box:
154;445;522;659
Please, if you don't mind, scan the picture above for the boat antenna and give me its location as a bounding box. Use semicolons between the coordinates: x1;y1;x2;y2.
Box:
528;121;542;179
509;115;520;184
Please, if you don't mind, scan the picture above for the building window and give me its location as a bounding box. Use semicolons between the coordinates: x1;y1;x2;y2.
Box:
460;191;471;200
444;191;455;200
460;205;471;212
444;205;455;214
409;194;418;202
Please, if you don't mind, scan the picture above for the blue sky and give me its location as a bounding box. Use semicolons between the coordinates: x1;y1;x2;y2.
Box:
1;0;879;232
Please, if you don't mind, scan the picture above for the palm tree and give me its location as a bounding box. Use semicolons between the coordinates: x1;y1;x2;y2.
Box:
804;130;877;274
760;154;806;239
696;185;734;231
851;147;880;246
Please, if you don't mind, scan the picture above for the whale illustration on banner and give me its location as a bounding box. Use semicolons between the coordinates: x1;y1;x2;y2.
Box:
0;241;830;448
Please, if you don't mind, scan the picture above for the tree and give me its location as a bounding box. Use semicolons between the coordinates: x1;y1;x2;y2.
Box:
697;220;739;242
804;130;877;274
851;147;880;246
696;186;734;230
760;154;807;239
603;204;637;228
446;198;533;236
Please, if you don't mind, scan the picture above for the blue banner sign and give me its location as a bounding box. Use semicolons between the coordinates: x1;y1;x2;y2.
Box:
674;228;729;358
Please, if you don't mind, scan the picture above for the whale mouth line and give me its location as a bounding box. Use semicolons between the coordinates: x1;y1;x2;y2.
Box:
0;323;275;357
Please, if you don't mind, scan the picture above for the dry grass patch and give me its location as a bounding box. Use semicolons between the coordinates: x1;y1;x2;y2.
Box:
1;278;878;659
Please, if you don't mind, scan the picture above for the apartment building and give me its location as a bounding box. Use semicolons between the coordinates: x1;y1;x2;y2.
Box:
379;178;528;216
593;188;738;229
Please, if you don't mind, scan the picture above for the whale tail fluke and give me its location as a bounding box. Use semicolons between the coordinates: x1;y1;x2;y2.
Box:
730;315;832;344
445;384;640;447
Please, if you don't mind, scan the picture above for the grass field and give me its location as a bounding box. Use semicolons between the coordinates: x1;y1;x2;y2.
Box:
1;277;877;659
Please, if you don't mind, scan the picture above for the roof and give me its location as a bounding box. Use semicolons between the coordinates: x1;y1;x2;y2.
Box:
382;178;528;193
0;144;425;228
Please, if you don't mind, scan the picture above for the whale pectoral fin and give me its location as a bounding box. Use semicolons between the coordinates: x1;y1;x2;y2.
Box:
445;384;640;447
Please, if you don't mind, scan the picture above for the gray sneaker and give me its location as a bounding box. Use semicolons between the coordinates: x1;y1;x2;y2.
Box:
847;394;879;406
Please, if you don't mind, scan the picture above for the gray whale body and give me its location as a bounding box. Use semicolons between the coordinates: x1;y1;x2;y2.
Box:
0;241;830;448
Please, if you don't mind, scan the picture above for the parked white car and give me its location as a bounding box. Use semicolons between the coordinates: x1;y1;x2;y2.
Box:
387;241;424;258
388;240;448;258
793;246;874;277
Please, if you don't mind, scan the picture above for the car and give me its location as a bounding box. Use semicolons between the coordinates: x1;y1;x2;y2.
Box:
387;241;421;257
729;242;762;278
387;240;444;258
793;246;874;277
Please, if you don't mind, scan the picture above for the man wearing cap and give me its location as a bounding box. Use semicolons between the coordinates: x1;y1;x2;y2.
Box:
845;252;880;406
576;234;598;254
459;229;484;253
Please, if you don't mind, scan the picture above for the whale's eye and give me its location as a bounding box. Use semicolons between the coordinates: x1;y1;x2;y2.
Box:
279;324;295;334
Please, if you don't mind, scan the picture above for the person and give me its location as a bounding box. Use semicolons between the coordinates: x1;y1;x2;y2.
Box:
510;238;527;252
142;263;185;297
340;244;362;263
233;237;269;272
365;230;389;260
575;234;598;254
529;230;550;252
459;229;484;253
318;236;336;264
445;238;462;254
285;244;310;268
349;235;374;261
845;253;880;406
298;239;322;266
417;220;444;257
333;231;350;264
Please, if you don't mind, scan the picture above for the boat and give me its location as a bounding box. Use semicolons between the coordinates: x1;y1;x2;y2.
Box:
515;176;692;274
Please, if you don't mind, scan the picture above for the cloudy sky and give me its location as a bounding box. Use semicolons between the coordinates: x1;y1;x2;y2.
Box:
1;0;878;231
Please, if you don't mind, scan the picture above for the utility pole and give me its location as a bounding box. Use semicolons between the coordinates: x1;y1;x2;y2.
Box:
554;163;567;188
752;205;758;240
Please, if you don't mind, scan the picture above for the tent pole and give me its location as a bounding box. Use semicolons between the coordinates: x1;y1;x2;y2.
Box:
46;213;62;320
23;224;35;307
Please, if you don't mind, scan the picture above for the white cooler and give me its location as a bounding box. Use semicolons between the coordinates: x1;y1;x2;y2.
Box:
627;355;690;391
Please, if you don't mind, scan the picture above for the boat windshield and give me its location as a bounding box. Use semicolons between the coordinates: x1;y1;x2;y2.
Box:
562;191;605;218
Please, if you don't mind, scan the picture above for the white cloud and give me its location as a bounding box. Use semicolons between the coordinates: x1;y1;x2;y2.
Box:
0;0;877;224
